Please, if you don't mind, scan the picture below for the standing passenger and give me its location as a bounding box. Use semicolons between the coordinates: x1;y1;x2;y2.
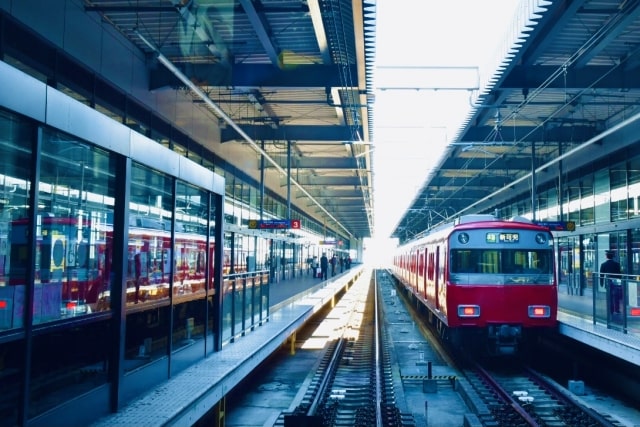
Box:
600;250;622;314
320;253;329;280
330;254;337;276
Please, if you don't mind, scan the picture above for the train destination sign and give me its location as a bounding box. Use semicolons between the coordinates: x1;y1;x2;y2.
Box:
486;232;519;243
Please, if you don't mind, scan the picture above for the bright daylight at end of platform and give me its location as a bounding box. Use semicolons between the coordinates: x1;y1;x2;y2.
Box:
364;0;521;266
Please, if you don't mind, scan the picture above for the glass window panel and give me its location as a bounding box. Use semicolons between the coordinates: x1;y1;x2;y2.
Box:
29;320;110;419
0;110;33;426
583;234;597;291
580;174;594;225
558;236;581;295
631;229;640;276
628;157;640;219
27;128;114;420
206;193;216;354
594;169;610;223
567;182;581;224
171;181;209;371
0;112;32;332
629;181;640;219
124;163;173;372
610;164;627;221
207;196;216;292
36;130;116;323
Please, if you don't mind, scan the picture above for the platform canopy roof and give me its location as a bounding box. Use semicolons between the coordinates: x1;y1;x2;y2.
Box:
74;0;377;240
392;0;640;243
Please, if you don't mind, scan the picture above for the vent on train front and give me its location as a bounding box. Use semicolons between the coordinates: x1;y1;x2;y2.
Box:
456;214;497;225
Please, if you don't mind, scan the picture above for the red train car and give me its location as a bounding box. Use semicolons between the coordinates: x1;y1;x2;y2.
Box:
391;214;558;356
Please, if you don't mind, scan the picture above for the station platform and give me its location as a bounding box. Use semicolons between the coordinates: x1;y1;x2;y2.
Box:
89;267;363;427
87;268;640;427
557;289;640;367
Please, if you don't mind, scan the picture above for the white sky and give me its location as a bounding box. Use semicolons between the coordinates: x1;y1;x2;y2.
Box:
366;0;528;262
366;0;522;262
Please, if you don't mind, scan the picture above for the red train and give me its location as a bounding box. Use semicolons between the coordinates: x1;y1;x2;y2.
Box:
391;214;558;356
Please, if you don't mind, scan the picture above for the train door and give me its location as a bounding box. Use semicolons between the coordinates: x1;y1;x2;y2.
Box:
417;248;425;297
425;246;435;301
435;245;443;313
413;249;420;291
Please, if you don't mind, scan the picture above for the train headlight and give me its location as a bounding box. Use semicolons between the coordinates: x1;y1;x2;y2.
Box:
535;233;547;244
458;232;470;244
528;305;550;318
457;305;480;317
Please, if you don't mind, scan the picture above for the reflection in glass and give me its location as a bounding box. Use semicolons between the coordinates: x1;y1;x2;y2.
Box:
27;128;114;419
35;131;115;323
0;111;33;426
171;181;209;371
124;163;173;372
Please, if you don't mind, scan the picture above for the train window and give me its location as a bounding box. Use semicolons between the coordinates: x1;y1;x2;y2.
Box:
450;248;553;285
418;252;425;275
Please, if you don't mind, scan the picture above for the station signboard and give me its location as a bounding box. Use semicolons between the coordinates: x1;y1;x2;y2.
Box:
534;220;576;231
248;219;301;230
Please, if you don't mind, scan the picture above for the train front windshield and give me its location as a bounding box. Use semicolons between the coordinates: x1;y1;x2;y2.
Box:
450;249;553;285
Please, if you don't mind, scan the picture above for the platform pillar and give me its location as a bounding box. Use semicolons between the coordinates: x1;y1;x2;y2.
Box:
290;331;296;355
214;397;225;427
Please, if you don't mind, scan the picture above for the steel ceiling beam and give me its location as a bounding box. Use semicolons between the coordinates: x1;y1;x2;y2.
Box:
460;125;598;143
439;157;533;171
265;157;359;169
149;63;357;90
293;176;362;186
221;124;357;142
238;0;280;67
501;65;640;89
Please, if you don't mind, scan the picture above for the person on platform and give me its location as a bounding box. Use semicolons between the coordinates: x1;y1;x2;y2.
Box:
320;252;329;280
600;250;622;314
330;254;337;276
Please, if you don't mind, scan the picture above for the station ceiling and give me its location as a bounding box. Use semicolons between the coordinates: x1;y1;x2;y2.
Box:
392;0;640;243
7;1;640;245
81;0;377;240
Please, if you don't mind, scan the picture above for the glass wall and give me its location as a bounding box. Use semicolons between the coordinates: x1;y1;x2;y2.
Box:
629;158;640;219
610;162;628;222
0;111;33;333
35;130;116;322
0;60;343;426
558;236;580;295
171;181;210;373
0;110;33;426
124;163;174;372
632;229;640;277
501;152;640;231
0;118;117;421
29;128;116;418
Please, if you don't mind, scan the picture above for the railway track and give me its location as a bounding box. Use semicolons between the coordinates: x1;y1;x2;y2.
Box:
384;268;634;427
463;361;626;427
280;271;415;427
226;269;635;426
